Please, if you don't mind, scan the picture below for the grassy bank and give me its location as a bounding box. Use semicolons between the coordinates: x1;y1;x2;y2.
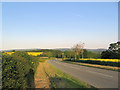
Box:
43;61;96;88
34;58;96;88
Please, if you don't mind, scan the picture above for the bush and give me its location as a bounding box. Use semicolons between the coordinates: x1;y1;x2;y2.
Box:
2;51;39;88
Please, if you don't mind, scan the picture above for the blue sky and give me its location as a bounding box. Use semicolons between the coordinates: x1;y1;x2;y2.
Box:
2;2;118;50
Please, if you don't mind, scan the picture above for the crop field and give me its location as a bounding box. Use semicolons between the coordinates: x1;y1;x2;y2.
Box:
4;52;43;56
27;52;43;56
4;52;14;55
79;58;120;62
64;58;119;68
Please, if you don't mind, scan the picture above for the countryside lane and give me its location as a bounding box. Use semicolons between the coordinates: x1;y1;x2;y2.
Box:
48;60;119;88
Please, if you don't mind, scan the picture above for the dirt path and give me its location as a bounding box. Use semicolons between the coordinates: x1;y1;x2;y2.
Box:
34;62;51;88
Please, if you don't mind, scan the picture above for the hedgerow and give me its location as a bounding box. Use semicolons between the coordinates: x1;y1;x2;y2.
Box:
2;51;39;88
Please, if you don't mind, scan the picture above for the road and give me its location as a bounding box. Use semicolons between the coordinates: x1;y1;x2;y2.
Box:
48;59;119;88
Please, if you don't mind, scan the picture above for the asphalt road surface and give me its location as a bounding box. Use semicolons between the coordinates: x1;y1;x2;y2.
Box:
48;59;119;88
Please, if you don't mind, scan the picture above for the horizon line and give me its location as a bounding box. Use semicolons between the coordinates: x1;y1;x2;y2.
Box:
1;47;107;51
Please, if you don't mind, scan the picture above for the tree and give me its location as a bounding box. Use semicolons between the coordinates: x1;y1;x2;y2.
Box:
72;43;84;60
101;41;120;59
64;50;75;59
12;50;15;52
46;52;53;58
62;53;65;60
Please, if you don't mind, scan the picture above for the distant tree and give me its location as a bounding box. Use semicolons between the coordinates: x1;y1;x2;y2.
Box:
12;50;15;52
86;51;101;58
46;52;53;58
64;50;75;59
72;43;84;60
38;52;47;57
54;50;62;58
38;50;63;58
62;53;65;60
83;49;88;58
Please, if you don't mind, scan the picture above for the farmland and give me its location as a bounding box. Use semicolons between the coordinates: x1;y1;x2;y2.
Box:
62;58;119;70
2;1;120;89
4;52;43;56
27;52;43;56
2;41;120;88
78;58;119;62
4;51;119;62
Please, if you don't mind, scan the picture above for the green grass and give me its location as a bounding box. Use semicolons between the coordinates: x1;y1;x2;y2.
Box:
46;61;97;89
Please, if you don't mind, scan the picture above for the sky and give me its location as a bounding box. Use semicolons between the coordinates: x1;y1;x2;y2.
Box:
2;2;118;50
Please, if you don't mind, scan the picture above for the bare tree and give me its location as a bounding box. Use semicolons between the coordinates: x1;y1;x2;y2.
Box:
72;42;84;60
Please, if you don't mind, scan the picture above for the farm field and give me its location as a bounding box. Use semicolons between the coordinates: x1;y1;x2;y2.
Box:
1;42;119;88
4;52;43;56
62;58;119;63
79;58;120;62
62;58;119;69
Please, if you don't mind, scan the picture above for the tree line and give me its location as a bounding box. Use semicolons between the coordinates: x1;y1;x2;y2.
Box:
37;41;120;59
37;49;101;59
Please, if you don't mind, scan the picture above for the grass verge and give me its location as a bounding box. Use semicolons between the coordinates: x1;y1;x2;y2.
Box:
44;61;97;89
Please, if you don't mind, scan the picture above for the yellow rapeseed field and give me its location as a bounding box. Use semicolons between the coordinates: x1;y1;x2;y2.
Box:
4;52;14;55
4;52;43;56
79;58;120;62
27;52;43;56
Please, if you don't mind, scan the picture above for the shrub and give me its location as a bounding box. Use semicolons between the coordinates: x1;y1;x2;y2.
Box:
2;51;39;88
